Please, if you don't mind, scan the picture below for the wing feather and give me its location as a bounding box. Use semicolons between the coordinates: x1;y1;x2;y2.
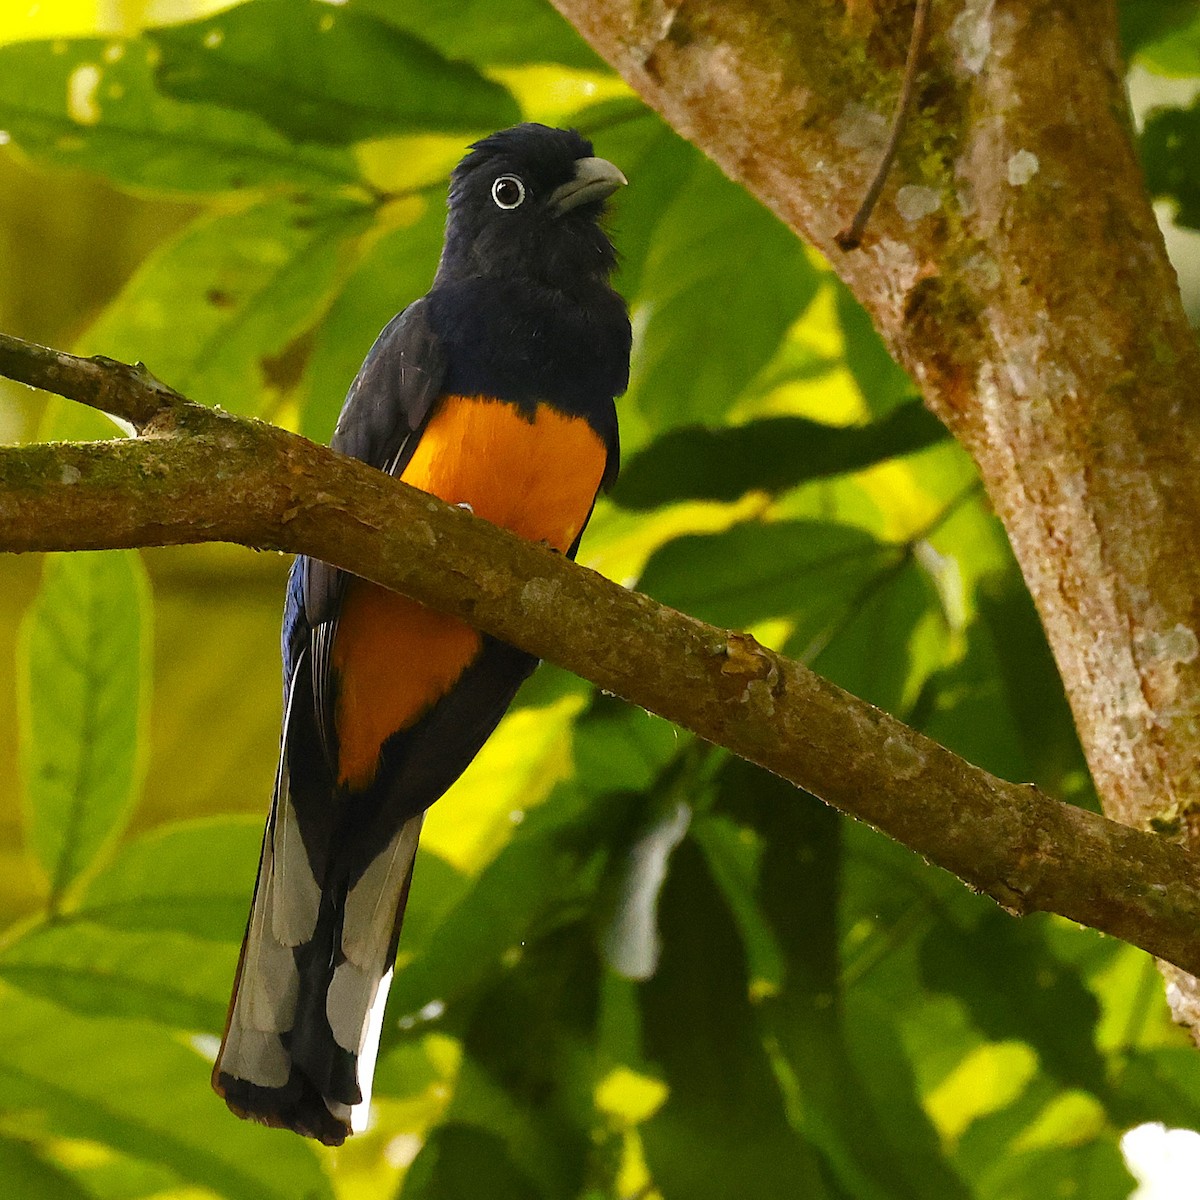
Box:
327;815;422;1055
302;298;448;761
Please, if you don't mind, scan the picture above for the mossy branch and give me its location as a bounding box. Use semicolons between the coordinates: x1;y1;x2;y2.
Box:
4;329;1200;975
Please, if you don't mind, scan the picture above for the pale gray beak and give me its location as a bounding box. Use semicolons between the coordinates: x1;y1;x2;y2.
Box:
549;156;627;215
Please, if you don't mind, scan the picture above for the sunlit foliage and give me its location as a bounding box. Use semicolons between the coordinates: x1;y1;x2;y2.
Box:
2;1;1200;1196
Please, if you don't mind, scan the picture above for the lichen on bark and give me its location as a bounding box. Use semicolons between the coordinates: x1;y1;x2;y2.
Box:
550;0;1200;1029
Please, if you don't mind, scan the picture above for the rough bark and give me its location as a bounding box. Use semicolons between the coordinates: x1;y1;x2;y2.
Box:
550;0;1200;1024
4;332;1200;976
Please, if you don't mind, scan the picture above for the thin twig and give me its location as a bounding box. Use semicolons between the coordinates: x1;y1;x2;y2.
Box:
836;0;933;251
0;330;183;431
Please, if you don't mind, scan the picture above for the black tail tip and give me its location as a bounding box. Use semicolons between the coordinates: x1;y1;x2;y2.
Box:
214;1069;351;1146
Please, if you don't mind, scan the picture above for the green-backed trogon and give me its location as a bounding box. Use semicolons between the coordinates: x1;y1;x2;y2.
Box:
213;124;630;1144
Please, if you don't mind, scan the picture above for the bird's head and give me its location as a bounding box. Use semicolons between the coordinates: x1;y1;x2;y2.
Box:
436;123;626;293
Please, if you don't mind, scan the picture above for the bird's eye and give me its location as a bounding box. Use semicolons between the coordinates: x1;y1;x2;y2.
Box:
491;175;526;210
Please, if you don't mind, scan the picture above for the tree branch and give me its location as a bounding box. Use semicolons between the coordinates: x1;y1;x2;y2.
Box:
4;333;1200;975
0;333;183;430
550;0;1200;1025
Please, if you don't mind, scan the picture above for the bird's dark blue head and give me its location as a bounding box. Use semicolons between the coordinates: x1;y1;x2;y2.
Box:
435;123;626;293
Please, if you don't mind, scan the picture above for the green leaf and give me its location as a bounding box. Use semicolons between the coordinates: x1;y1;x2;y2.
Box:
18;551;151;904
0;991;332;1200
586;104;698;302
54;1151;181;1200
348;0;603;69
1120;0;1200;57
638;839;831;1198
612;401;947;510
389;784;632;1022
391;699;677;1032
837;821;986;1104
975;581;1092;798
510;661;591;713
434;923;603;1197
1126;5;1200;71
689;813;784;990
976;1141;1134;1200
799;554;948;715
297;198;447;444
953;1074;1075;1187
0;37;361;194
916;622;1029;781
570;692;682;799
714;760;970;1200
635;519;894;630
149;1;520;146
1111;1046;1200;1130
0;921;232;1030
81;196;373;414
75;817;261;941
835;283;917;415
919;911;1108;1094
402;1123;544;1199
917;570;1093;801
0;1137;92;1200
627;156;822;430
1141;98;1200;228
845;1000;979;1198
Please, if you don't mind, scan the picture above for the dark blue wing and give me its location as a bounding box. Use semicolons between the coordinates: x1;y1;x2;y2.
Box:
281;299;448;759
301;298;447;630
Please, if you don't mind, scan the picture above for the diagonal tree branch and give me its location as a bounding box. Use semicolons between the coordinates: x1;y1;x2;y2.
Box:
3;330;1200;974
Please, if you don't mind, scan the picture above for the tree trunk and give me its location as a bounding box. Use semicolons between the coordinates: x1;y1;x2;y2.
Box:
549;0;1200;1022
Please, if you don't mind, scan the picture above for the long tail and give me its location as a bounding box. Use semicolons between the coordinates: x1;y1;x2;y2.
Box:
213;671;422;1145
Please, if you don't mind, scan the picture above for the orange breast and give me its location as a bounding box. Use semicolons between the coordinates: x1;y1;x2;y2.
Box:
331;395;607;789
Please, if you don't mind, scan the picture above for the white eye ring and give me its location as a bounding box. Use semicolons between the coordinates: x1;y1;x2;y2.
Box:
491;174;526;210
